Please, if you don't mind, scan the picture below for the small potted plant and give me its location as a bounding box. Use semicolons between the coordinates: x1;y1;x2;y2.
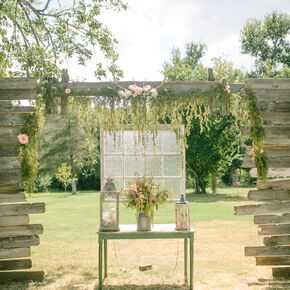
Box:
122;177;169;231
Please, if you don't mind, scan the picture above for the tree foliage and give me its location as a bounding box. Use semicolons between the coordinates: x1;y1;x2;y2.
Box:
0;0;126;78
240;11;290;77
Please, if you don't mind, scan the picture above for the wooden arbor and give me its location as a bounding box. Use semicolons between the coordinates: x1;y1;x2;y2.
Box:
235;78;290;280
0;79;45;281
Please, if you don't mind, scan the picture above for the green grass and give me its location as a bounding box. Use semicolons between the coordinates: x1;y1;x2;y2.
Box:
2;187;271;290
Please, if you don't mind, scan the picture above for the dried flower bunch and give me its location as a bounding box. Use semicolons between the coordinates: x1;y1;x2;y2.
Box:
122;177;169;220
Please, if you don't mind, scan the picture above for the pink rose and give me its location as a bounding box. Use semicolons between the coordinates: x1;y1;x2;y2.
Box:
142;85;151;92
65;88;71;94
128;84;138;91
17;134;29;145
134;86;143;95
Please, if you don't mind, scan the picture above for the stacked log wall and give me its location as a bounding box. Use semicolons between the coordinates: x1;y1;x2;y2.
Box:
0;78;45;281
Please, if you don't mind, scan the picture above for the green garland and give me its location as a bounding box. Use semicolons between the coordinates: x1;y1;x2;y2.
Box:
38;80;267;182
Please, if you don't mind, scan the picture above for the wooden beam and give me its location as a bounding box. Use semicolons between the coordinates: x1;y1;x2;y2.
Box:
0;215;29;226
50;81;244;97
0;203;45;216
260;111;290;123
0;183;22;194
250;168;290;178
0;158;21;170
0;78;37;90
243;156;290;169
246;78;290;89
264;235;290;246
0;127;21;146
0;224;43;238
272;267;290;278
248;189;290;201
0;259;32;271
0;169;22;185
0;113;33;127
254;213;290;224
0;235;39;249
0;271;44;281
257;179;290;190
245;246;290;256
234;201;290;215
0;247;30;259
259;224;290;235
257;100;290;112
256;256;290;266
0;193;26;203
0;144;19;158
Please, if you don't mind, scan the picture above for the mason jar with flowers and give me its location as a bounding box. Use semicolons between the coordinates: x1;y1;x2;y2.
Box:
122;177;169;231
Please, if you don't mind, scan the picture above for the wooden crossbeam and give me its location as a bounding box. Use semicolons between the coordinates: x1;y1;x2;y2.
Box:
0;224;43;238
0;78;37;90
0;236;39;249
272;267;290;278
259;224;290;235
0;193;26;203
257;178;290;190
248;189;290;201
0;271;44;281
0;215;29;226
256;256;290;266
245;246;290;256
264;235;290;246
254;213;290;224
0;259;32;271
234;201;290;215
0;247;30;260
0;203;45;216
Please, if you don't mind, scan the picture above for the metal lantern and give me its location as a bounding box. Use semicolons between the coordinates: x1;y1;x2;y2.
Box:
99;178;120;232
175;194;190;230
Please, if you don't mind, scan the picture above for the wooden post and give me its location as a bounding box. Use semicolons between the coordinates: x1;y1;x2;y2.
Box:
61;69;69;115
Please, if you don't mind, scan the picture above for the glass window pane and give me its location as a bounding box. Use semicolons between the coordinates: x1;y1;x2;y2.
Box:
164;155;181;176
144;156;162;176
104;132;122;153
104;156;123;177
124;156;144;176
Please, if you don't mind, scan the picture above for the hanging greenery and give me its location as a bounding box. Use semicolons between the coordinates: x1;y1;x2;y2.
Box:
39;80;267;181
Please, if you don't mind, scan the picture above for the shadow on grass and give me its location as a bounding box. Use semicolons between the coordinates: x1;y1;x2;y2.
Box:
100;285;189;290
186;193;248;203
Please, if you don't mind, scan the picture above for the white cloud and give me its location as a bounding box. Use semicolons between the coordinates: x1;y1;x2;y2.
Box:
67;0;290;81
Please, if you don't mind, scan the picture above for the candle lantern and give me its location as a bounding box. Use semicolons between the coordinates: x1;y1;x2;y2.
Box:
100;178;120;232
175;194;190;230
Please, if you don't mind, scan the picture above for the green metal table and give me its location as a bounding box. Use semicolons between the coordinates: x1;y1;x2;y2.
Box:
98;224;195;290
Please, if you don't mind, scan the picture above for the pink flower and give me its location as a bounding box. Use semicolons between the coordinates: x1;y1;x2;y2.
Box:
128;84;138;91
142;85;151;92
150;193;157;202
128;84;143;95
225;85;231;94
17;134;29;145
65;88;71;94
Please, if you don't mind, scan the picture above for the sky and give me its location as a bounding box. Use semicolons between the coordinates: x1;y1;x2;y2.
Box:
66;0;290;81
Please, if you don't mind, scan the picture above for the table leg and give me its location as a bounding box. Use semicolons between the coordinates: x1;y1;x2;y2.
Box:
184;238;188;284
104;239;108;278
189;232;194;290
98;236;103;290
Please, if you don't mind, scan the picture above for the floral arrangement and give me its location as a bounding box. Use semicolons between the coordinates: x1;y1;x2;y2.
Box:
117;83;158;100
122;177;169;220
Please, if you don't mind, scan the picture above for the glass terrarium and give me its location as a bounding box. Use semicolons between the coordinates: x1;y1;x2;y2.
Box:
99;178;120;232
175;194;190;230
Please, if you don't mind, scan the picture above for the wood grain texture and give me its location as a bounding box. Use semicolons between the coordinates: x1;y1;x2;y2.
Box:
0;224;43;238
0;259;32;270
256;256;290;266
250;168;290;178
0;183;22;194
0;102;34;113
259;224;290;235
0;203;45;216
264;235;290;246
0;194;26;203
245;246;290;256
0;127;21;146
0;78;37;90
0;247;30;259
254;213;290;224
234;201;290;215
0;144;19;158
242;156;290;169
258;100;290;112
0;271;44;281
0;236;39;249
0;215;29;226
257;179;290;190
248;189;290;201
272;267;290;278
0;113;32;127
0;169;21;185
0;158;21;170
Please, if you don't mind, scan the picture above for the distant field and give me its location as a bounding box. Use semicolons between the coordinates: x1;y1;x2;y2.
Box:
1;188;272;290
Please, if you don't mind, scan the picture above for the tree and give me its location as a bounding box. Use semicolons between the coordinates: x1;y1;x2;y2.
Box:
0;0;126;79
162;41;243;193
240;11;290;77
55;163;75;193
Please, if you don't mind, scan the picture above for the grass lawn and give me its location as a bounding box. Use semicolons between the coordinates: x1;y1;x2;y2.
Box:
1;188;272;290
